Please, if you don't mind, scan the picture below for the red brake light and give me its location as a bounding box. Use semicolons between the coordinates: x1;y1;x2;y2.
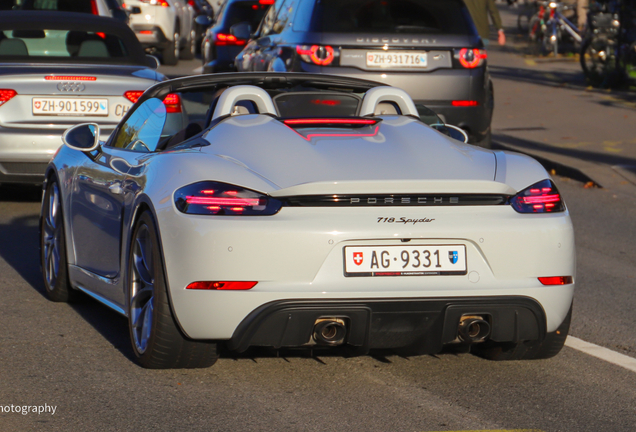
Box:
186;281;258;290
452;100;479;107
139;30;154;35
0;89;17;107
124;91;144;103
45;76;96;81
538;276;573;285
456;48;487;68
123;91;181;113
215;33;245;46
175;181;283;216
510;180;565;213
162;93;182;113
259;0;275;4
296;45;335;66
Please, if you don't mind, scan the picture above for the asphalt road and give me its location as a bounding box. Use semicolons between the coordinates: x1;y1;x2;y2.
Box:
2;38;636;432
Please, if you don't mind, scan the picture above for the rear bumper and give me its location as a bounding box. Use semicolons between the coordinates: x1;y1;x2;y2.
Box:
133;25;171;49
228;296;547;354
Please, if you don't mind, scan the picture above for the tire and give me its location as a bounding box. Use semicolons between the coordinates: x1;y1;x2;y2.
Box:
472;303;572;361
127;211;219;369
41;179;79;302
162;30;180;66
180;29;196;60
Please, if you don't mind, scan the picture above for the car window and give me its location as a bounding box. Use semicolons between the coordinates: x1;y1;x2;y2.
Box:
258;0;282;36
21;0;96;12
0;29;128;59
223;1;271;29
274;93;361;117
271;0;298;34
111;98;167;152
314;0;474;35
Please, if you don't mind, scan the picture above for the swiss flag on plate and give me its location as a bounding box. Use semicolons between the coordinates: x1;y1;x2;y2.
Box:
34;101;41;109
353;252;363;266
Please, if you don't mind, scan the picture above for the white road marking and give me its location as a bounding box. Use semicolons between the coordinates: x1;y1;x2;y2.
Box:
565;336;636;373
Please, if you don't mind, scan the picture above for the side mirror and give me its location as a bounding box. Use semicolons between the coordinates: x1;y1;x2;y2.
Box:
146;54;160;69
62;123;101;152
431;124;469;143
230;22;252;41
195;14;213;27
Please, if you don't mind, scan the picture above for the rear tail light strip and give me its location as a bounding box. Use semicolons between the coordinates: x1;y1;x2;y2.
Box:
45;76;97;81
215;33;246;46
186;281;258;290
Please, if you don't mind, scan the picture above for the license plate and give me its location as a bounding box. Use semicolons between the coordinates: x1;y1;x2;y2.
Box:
366;51;427;68
344;245;466;277
32;98;109;116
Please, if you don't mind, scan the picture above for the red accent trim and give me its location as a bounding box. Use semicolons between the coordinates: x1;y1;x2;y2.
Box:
90;0;98;15
45;76;97;81
186;281;258;290
458;48;487;69
288;125;381;141
284;118;377;126
538;276;573;286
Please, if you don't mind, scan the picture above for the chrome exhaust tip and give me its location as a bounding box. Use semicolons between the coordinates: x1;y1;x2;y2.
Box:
458;315;491;343
313;318;347;346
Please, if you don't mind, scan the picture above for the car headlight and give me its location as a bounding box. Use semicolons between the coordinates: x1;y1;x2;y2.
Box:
510;179;565;213
174;181;283;216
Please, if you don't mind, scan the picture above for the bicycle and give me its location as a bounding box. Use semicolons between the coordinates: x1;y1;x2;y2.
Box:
529;1;582;56
580;0;636;87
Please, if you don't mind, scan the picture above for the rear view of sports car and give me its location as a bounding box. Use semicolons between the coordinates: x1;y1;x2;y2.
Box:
0;11;163;185
42;73;575;369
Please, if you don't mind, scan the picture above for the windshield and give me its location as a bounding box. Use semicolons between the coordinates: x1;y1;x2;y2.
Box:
313;0;474;35
0;29;129;61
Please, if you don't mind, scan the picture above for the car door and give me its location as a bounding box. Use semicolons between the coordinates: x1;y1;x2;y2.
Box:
70;98;168;280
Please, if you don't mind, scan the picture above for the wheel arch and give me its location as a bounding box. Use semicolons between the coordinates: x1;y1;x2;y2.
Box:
125;195;192;338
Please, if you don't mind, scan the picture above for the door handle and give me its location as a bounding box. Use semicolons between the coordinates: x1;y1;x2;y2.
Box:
109;183;124;195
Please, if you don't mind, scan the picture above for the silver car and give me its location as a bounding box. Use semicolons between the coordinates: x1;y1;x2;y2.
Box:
0;11;164;185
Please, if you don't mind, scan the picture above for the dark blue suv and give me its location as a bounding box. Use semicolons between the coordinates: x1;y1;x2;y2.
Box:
199;0;273;73
234;0;494;147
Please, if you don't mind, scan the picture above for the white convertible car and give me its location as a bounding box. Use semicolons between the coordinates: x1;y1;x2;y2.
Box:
41;73;575;369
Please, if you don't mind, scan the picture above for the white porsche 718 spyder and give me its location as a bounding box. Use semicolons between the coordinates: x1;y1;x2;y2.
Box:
41;73;575;369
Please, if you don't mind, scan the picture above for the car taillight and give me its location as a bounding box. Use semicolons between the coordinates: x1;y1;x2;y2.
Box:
124;91;182;113
0;89;17;107
186;281;258;290
91;0;98;14
45;76;97;81
510;179;565;213
451;100;479;107
139;0;169;6
296;45;335;66
174;181;283;216
538;276;573;285
215;33;246;46
455;48;487;68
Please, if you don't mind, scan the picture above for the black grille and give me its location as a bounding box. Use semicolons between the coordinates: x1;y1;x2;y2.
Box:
0;162;48;175
283;194;509;207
